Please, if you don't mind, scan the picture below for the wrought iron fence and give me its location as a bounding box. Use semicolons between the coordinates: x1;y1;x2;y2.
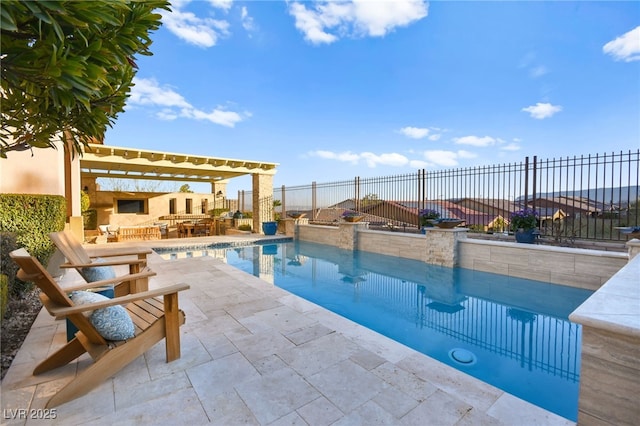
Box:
239;150;639;242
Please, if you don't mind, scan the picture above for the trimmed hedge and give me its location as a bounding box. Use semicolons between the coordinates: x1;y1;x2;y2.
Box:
83;209;97;230
0;274;8;317
0;232;20;295
0;194;66;294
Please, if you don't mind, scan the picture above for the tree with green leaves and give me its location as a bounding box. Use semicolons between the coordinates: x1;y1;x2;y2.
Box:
0;0;170;158
361;193;380;207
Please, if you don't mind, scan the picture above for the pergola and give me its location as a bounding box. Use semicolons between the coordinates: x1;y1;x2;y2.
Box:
80;143;278;184
80;143;278;231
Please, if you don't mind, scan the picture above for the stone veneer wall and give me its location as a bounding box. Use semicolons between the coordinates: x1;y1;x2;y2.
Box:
299;224;626;288
299;225;463;265
337;222;368;250
458;239;627;290
279;218;309;236
297;224;340;246
356;230;426;261
423;228;467;267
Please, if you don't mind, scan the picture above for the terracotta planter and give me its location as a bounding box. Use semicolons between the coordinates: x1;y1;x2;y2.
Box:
343;216;364;223
431;219;463;229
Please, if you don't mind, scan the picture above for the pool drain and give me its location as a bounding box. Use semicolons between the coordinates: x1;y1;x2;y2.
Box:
448;348;477;366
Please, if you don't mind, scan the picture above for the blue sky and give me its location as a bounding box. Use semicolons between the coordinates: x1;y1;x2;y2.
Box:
103;1;640;194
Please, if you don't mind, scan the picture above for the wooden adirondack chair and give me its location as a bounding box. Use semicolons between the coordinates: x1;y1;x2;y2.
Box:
10;248;190;408
50;230;153;295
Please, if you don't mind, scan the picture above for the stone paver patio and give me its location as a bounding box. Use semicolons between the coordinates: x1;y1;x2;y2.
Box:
1;236;574;425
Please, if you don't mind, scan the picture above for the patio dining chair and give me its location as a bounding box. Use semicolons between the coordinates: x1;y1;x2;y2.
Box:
50;230;154;295
97;225;118;242
10;248;190;408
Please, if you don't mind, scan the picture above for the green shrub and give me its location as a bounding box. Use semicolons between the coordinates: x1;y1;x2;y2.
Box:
467;224;485;233
83;209;97;230
0;194;66;293
0;274;8;318
238;224;252;232
80;190;90;212
1;232;20;292
208;208;228;217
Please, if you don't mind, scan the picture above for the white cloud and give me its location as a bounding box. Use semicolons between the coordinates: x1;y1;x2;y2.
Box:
456;150;477;159
399;126;429;139
453;135;496;147
409;159;429;168
351;0;429;37
420;150;478;167
500;143;521;151
160;2;230;47
241;6;255;32
308;150;409;167
181;107;244;127
361;152;408;167
288;0;428;45
129;77;248;127
519;51;549;79
156;109;179;121
288;3;338;44
603;26;640;62
308;147;477;169
399;126;445;140
521;102;562;119
129;78;191;108
529;65;548;78
312;150;361;164
208;0;233;12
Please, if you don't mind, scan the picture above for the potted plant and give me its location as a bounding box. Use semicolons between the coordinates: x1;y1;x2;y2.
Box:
261;220;278;235
510;208;539;243
341;210;364;222
419;208;440;230
261;209;278;234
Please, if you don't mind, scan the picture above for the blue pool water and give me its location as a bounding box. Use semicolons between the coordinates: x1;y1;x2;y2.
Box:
155;240;592;420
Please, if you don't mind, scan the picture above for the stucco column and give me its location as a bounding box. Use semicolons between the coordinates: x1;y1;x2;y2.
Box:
66;137;83;240
252;173;274;234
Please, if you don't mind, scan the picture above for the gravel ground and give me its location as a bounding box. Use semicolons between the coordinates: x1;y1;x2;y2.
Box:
1;289;42;379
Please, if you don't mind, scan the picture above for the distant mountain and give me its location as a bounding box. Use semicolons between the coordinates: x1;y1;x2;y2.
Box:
516;186;639;205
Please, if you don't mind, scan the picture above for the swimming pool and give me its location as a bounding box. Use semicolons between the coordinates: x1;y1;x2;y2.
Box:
155;240;592;420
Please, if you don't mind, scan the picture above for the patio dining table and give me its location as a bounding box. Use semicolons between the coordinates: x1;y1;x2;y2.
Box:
179;221;215;237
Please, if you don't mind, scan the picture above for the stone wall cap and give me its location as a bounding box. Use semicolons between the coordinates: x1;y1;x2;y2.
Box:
569;254;640;337
460;238;628;259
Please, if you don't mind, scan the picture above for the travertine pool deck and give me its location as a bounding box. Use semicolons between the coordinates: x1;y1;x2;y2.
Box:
1;236;573;425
